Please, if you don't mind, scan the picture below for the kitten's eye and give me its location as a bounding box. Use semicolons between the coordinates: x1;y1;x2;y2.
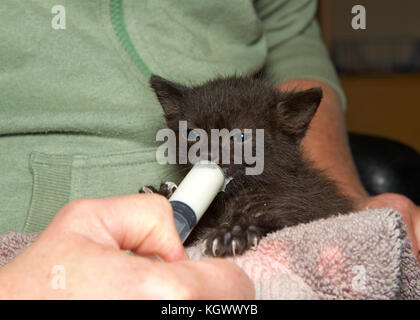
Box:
231;132;249;143
187;128;201;141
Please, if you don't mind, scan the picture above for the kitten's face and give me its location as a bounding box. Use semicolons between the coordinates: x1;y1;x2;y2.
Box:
150;75;322;185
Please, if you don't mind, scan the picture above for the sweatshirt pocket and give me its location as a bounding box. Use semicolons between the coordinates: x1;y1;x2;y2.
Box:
23;148;180;232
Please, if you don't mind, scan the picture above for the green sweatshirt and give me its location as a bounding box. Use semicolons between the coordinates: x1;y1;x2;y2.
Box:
0;0;344;233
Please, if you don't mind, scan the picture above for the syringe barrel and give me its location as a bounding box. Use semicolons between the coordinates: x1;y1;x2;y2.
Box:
169;160;226;242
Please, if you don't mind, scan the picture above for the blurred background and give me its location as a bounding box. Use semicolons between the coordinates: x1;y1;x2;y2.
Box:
318;0;420;152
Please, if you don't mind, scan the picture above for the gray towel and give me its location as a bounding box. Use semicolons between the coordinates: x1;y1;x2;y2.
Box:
1;208;419;299
186;208;420;299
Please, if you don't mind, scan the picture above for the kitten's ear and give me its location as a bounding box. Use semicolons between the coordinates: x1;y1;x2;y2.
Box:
275;87;322;143
150;75;188;117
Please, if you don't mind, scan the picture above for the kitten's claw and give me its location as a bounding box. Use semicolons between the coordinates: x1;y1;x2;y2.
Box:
212;238;219;256
162;181;177;198
250;236;259;250
140;182;177;198
164;181;177;191
232;240;237;256
202;240;208;255
141;186;154;194
205;224;263;257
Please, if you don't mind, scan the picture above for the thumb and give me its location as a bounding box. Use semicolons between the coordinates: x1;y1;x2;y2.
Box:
100;194;187;262
59;194;187;262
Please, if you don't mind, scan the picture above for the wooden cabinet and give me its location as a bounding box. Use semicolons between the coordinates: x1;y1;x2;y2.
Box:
341;73;420;151
318;0;420;151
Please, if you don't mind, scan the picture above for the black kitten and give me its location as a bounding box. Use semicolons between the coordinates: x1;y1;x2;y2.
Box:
145;74;354;257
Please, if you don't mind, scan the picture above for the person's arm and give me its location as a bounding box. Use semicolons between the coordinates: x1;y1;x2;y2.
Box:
0;194;254;299
255;0;366;199
277;79;367;202
255;0;419;260
277;78;420;261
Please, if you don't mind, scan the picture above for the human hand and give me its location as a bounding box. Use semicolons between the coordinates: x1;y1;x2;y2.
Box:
357;193;420;263
0;194;254;299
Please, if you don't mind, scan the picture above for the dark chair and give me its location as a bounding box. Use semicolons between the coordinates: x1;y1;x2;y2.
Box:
349;133;420;205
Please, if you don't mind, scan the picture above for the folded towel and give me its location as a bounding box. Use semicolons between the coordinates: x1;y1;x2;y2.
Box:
1;208;419;299
186;208;420;299
0;232;38;268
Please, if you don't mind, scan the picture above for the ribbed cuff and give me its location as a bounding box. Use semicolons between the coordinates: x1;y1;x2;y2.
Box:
23;152;73;233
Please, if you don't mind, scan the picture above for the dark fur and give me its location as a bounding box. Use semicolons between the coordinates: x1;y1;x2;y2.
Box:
148;74;354;256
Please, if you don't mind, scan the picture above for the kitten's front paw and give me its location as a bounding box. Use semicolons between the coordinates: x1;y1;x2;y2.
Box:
139;181;177;198
205;225;261;257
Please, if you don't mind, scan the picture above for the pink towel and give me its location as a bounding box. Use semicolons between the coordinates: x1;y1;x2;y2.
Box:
186;208;420;299
1;208;419;299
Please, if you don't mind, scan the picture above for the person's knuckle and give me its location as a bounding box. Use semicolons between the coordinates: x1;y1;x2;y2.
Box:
60;198;96;218
147;193;173;219
67;198;90;209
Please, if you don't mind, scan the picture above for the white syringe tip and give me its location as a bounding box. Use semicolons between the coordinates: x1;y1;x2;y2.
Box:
169;160;226;221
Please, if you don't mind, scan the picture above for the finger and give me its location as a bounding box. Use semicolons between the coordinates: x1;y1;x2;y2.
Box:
101;194;187;262
358;193;420;261
410;205;420;263
142;258;254;299
60;194;187;262
186;259;254;299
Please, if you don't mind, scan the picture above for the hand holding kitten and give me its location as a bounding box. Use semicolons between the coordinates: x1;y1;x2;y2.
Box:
358;193;420;263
